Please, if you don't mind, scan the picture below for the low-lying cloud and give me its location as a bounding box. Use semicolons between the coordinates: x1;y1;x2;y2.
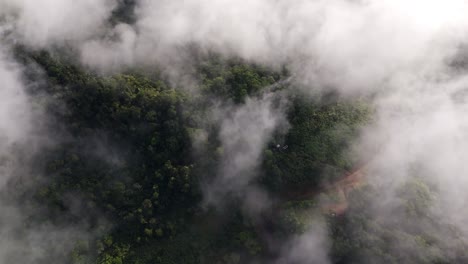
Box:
3;0;468;263
202;92;289;214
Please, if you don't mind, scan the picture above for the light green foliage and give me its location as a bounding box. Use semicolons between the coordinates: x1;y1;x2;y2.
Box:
330;180;468;264
199;58;282;103
278;200;320;233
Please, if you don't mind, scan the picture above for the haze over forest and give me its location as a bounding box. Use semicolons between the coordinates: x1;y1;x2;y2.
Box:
1;0;468;263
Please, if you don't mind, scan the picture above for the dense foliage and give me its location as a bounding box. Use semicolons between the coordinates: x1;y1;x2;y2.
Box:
9;47;463;264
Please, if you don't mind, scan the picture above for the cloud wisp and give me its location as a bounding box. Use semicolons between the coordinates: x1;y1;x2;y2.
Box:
4;0;468;263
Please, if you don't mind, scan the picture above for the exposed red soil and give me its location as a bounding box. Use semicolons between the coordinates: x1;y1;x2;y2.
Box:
254;165;368;252
282;165;368;215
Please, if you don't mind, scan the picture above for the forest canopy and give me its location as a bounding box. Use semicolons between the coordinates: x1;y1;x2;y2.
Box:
1;1;468;264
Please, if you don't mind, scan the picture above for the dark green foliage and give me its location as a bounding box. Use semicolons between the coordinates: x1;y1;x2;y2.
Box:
23;50;452;264
262;98;370;191
27;52;200;263
111;0;137;24
23;52;295;264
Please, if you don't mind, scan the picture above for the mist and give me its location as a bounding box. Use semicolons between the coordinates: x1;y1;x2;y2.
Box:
0;47;100;263
202;92;289;214
0;0;116;48
79;0;468;92
2;0;468;263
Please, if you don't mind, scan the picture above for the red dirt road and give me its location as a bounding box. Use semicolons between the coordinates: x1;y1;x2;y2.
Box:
282;165;368;215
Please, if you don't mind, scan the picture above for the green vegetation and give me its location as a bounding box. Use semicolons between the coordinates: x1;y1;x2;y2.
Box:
262;99;370;191
10;48;463;264
330;179;468;264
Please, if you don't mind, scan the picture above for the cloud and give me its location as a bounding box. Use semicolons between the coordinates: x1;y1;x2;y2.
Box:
78;0;468;92
77;1;468;262
0;48;36;187
0;47;104;263
0;0;117;48
202;92;289;214
275;220;331;264
4;0;468;262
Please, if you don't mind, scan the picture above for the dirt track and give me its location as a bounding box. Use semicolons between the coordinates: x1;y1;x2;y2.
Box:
253;165;368;254
282;165;368;215
322;165;367;215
